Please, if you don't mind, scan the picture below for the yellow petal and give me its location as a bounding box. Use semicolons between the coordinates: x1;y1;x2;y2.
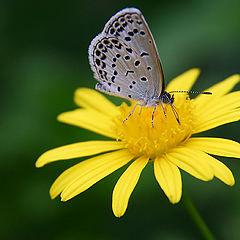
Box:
206;155;235;186
154;156;182;204
54;149;134;201
166;68;200;92
196;91;240;120
36;141;124;167
57;108;117;138
194;109;240;133
195;74;240;106
112;156;148;217
74;88;119;117
184;142;235;186
166;147;214;181
187;137;240;159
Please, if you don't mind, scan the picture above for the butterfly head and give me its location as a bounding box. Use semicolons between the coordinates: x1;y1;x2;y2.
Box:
148;91;174;107
161;91;174;105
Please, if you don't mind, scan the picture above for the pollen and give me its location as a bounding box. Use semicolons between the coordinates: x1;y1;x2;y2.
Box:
113;98;195;159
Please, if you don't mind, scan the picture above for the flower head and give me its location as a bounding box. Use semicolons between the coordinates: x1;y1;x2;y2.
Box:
36;69;240;217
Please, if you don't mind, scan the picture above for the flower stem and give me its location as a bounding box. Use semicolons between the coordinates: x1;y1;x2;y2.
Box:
182;192;216;240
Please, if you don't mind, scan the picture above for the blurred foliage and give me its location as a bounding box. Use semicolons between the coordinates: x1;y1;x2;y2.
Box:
0;0;239;239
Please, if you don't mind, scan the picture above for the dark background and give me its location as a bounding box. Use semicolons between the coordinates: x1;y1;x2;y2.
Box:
1;0;239;239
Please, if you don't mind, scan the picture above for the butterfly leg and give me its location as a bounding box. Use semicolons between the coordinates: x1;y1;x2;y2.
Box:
123;103;143;124
139;105;143;115
170;103;181;125
151;104;157;128
160;101;167;118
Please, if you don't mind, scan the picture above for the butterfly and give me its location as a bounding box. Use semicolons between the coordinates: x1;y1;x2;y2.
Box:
88;7;211;127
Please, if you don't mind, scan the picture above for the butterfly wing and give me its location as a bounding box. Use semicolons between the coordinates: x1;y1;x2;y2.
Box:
88;8;165;103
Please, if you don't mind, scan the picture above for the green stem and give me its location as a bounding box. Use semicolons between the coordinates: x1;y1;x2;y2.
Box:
182;192;216;240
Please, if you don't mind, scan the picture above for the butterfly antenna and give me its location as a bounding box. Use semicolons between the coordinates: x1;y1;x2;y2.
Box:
169;90;212;95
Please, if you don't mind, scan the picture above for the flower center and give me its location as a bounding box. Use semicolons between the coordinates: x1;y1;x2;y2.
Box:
113;97;195;159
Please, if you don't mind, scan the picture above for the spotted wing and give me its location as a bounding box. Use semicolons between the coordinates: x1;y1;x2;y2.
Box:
88;8;164;103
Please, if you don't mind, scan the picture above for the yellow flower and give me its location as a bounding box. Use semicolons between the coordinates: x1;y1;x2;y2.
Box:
36;69;240;217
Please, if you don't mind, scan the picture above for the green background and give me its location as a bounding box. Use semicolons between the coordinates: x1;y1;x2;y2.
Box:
1;0;239;239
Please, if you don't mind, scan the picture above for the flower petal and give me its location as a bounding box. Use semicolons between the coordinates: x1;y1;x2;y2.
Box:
166;68;200;92
36;141;124;167
206;155;235;186
195;74;240;106
184;142;235;186
187;137;240;159
195;91;240;123
112;156;148;217
51;149;134;201
166;147;214;181
193;109;240;133
57;108;117;138
154;156;182;204
74;88;120;117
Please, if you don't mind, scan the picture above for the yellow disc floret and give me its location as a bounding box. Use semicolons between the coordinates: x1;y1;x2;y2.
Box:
114;97;195;159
